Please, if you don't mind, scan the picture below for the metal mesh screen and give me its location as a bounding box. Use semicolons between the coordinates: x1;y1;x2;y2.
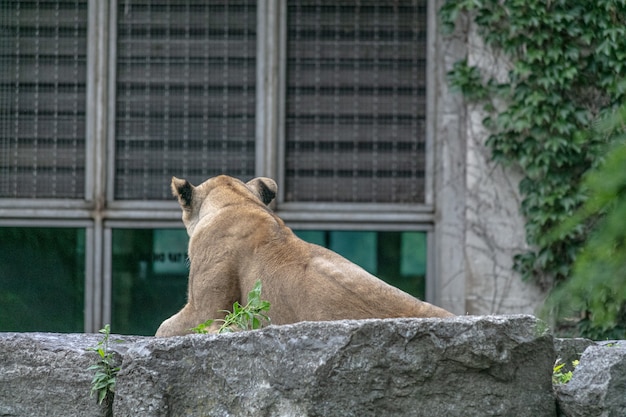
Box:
0;0;87;199
115;0;256;200
285;1;427;203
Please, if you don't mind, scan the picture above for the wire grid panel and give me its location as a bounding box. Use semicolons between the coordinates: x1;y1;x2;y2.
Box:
0;0;88;199
115;0;257;200
285;0;428;203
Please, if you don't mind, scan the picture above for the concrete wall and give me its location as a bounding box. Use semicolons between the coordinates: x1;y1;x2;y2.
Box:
432;1;546;316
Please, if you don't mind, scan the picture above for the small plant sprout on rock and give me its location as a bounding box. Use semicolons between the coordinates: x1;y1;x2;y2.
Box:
553;358;579;385
86;324;120;407
192;280;271;334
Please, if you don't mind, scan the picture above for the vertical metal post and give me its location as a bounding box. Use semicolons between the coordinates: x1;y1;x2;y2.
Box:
107;0;118;204
102;227;113;326
426;229;436;304
256;0;286;189
85;0;110;331
84;227;94;333
425;0;436;207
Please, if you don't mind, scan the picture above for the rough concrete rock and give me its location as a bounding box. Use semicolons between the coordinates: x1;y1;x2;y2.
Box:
0;332;143;417
556;341;626;417
114;315;556;417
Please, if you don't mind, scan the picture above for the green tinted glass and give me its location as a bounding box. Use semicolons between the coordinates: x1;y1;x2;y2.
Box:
294;230;427;299
0;227;85;332
112;229;189;335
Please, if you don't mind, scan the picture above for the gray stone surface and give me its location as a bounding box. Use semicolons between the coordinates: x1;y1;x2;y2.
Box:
556;341;626;417
114;315;556;417
0;316;561;417
0;332;142;417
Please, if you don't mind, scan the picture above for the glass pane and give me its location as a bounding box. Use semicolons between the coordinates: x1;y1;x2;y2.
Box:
112;228;189;335
285;1;428;203
0;1;88;198
0;227;85;332
294;230;427;299
114;1;257;200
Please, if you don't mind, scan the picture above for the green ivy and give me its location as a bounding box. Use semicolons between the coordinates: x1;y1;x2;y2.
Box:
441;0;626;294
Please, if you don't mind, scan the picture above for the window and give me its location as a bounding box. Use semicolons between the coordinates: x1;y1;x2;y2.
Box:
294;230;428;299
1;0;88;198
114;1;257;199
111;229;188;335
0;227;85;332
0;0;435;334
285;2;427;204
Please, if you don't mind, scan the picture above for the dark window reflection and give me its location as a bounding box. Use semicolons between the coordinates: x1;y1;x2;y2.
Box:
112;229;188;335
0;227;85;332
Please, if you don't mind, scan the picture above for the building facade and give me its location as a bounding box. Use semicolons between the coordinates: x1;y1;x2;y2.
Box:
0;0;544;335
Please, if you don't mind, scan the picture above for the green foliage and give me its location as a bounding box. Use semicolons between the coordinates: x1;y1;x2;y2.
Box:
192;280;271;334
440;1;626;296
448;59;491;101
553;359;579;385
545;106;626;339
87;324;120;407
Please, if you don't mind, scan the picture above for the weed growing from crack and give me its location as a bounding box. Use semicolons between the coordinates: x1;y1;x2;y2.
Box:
191;280;271;334
553;358;579;385
87;324;120;410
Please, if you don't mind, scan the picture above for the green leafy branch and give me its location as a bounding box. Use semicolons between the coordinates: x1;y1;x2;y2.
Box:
544;106;626;339
86;324;120;406
192;280;271;334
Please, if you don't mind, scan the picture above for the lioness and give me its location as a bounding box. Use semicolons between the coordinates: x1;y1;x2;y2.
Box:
155;175;453;337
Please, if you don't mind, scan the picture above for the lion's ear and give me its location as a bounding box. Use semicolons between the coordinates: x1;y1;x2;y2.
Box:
246;177;277;206
171;177;194;210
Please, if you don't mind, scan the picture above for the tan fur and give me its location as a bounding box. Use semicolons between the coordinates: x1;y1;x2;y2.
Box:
155;175;454;337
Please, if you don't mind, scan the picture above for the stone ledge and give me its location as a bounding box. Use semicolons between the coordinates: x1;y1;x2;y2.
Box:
0;332;143;417
1;315;556;417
